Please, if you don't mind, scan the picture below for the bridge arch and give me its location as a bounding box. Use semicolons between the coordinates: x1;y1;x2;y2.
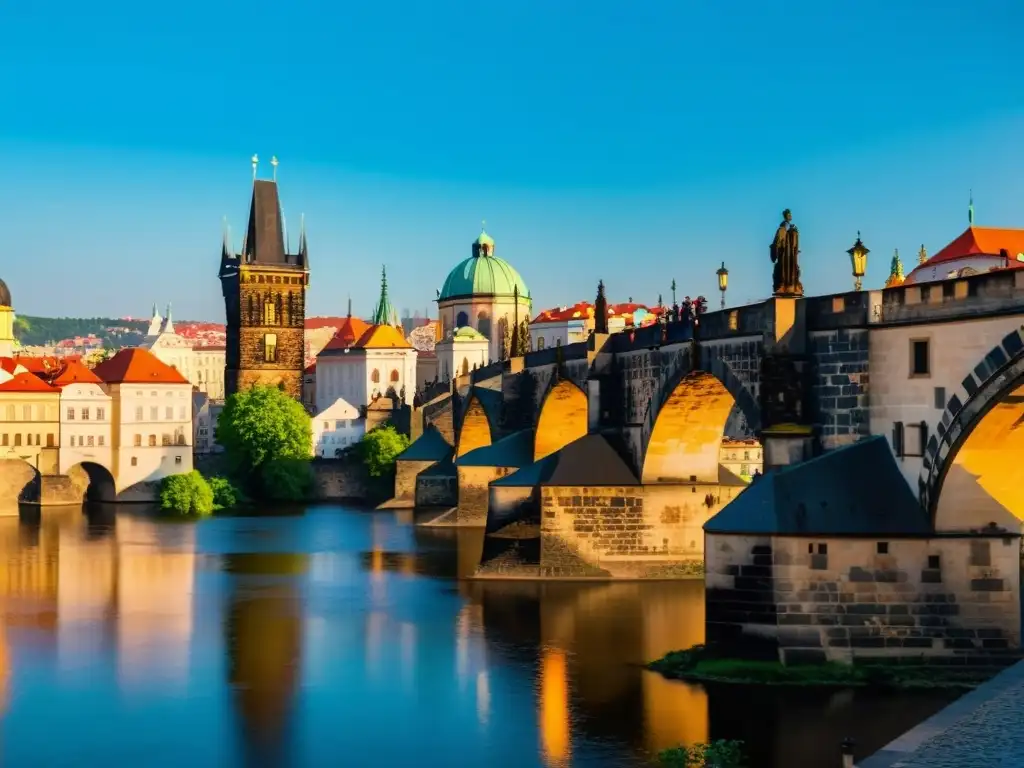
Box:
455;390;498;459
66;461;117;502
643;355;761;485
920;328;1024;527
0;459;41;505
534;379;588;462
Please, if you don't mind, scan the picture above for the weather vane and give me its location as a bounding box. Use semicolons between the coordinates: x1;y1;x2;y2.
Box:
271;155;279;182
251;154;259;180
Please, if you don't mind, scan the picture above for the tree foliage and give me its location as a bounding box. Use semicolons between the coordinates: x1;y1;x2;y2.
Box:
356;425;410;477
159;471;215;517
208;475;242;508
14;315;146;347
659;741;746;768
260;458;314;501
216;385;312;472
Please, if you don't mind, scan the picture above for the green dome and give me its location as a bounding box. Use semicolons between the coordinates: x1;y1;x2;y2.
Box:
453;326;487;341
439;232;531;302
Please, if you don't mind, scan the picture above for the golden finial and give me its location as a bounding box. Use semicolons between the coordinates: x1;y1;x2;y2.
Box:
918;244;928;265
251;154;259;180
271;155;279;182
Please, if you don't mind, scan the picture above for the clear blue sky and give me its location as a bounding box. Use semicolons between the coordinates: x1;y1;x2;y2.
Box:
1;0;1022;321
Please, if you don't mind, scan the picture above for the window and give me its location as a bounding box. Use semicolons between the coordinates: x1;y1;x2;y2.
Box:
456;311;469;327
148;434;157;447
892;421;905;457
336;419;345;429
46;433;54;447
323;421;330;430
134;434;142;447
135;406;144;421
537;336;545;351
98;436;105;447
877;541;889;554
22;405;30;421
97;407;105;421
895;421;928;458
817;543;828;555
477;311;491;339
178;406;186;421
175;456;182;465
81;407;90;421
933;387;946;410
131;456;138;466
70;435;76;447
928;555;941;569
264;333;278;362
165;407;174;420
743;451;750;460
150;391;157;397
87;435;94;447
740;464;750;476
162;433;171;446
67;408;75;420
371;369;380;384
910;339;930;377
13;434;21;446
34;434;40;446
150;407;158;420
176;433;186;446
390;369;400;383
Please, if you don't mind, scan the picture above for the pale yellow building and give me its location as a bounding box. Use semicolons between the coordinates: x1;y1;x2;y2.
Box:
719;438;762;481
0;371;61;474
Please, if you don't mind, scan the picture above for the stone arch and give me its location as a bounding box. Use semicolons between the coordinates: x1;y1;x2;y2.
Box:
456;391;495;459
643;356;761;485
920;328;1024;525
67;461;118;502
0;459;41;506
534;379;588;462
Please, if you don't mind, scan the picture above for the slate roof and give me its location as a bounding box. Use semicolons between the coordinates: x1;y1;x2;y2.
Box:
457;429;533;468
419;453;456;478
243;180;305;267
704;436;933;536
397;426;453;462
492;433;639;488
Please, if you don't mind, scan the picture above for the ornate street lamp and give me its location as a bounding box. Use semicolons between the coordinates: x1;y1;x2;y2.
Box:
847;232;870;291
716;262;729;309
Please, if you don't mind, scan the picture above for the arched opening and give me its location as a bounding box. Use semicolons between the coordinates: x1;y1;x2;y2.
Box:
67;461;117;503
933;380;1024;531
477;311;491;339
0;459;41;507
456;393;494;458
456;311;469;328
371;369;381;384
461;357;470;376
534;380;588;462
643;371;741;484
390;369;400;383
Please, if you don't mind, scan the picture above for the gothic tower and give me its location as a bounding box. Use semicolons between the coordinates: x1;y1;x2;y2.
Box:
220;178;309;399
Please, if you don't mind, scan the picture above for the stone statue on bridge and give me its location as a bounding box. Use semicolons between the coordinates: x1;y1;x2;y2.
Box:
770;209;804;297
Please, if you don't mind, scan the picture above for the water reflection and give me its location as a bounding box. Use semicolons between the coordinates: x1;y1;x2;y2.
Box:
0;504;959;767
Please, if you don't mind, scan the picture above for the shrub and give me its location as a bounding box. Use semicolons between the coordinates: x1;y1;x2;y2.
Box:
159;471;215;517
260;457;314;502
208;475;241;508
659;741;746;767
356;425;410;478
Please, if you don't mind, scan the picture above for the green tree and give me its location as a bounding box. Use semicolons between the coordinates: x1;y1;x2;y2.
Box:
216;385;312;472
208;475;242;508
159;471;215;517
356;425;410;477
260;458;314;501
659;741;746;768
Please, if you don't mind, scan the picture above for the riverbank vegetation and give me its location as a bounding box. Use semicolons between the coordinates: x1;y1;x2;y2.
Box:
658;740;745;767
356;425;410;478
649;644;989;689
159;471;244;517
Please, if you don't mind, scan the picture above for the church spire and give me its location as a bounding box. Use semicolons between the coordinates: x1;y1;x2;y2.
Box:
146;303;163;337
371;266;399;327
163;302;175;334
918;244;928;266
968;191;975;226
298;213;308;268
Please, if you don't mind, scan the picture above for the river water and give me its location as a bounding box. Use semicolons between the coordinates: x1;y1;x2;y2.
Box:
0;503;958;767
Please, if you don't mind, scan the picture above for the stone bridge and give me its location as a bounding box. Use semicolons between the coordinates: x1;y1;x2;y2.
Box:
0;458;119;510
399;267;1024;576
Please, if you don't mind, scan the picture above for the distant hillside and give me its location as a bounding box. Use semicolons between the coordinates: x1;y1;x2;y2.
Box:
14;316;148;347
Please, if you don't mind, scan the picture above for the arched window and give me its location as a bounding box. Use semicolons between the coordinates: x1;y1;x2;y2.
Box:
371;369;381;383
477;310;491;339
537;336;545;350
265;298;277;325
264;333;278;362
456;310;469;328
390;369;400;383
461;358;469;376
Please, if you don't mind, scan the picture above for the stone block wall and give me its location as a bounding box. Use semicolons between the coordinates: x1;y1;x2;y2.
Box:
456;465;516;525
706;532;1021;664
395;459;434;501
311;460;369;500
488;485;537;532
808;328;870;450
0;459;40;506
416;474;457;508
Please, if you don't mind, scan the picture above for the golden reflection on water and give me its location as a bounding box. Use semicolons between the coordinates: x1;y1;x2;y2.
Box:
539;646;571;768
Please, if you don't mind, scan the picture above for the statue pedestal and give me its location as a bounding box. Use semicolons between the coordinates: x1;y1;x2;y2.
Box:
761;425;816;473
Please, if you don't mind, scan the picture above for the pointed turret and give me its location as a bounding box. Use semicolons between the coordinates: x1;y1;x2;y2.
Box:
298;213;309;269
918;244;928;266
163;302;175;334
371;266;400;328
146;303;163;337
885;249;906;289
594;280;608;334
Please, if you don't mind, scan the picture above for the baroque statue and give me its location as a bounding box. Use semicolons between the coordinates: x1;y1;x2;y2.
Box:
770;209;804;297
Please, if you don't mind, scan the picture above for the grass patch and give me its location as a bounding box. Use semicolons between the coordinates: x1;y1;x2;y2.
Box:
648;644;990;689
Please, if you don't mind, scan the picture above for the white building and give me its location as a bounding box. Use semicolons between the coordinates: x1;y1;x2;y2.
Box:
49;359;114;474
529;302;593;351
312;397;364;458
192;392;224;455
141;303;225;401
315;324;417;411
435;327;490;381
436;229;533;363
93;348;194;491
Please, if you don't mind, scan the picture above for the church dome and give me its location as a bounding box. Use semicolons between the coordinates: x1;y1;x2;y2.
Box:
0;278;10;308
439;230;530;302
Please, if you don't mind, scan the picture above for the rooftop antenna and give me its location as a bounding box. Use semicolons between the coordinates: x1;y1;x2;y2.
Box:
251;154;259;181
271;155;279;183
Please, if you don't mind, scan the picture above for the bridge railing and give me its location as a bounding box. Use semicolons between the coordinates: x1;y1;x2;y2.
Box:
872;269;1024;325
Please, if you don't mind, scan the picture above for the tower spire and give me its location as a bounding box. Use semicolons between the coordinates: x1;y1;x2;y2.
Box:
918;244;928;265
969;190;975;226
371;266;399;327
164;302;175;334
347;294;352;319
885;248;905;289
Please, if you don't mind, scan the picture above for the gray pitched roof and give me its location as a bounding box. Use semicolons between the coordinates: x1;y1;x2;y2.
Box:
492;433;639;488
457;429;533;468
705;436;933;536
397;426;453;462
243;180;306;268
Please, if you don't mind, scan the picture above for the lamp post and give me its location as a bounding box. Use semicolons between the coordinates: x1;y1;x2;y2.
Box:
716;262;729;309
847;232;870;291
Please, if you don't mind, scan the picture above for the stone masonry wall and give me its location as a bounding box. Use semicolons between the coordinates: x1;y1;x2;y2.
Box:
808;328;870;450
311;460;369;500
456;465;515;525
416;474;457;508
395;459;434;501
706;533;1021;664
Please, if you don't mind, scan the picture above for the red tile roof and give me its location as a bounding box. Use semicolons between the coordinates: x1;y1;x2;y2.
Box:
0;372;59;393
306;316;356;331
320;316;372;353
0;357;23;375
92;347;190;385
927;226;1024;266
532;302;595;324
13;356;55;373
48;359;103;387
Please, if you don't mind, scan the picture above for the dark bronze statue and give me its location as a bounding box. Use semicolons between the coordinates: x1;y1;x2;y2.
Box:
770;209;803;297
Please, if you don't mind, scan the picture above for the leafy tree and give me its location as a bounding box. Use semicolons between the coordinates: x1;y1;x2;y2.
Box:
356;425;410;477
260;458;314;501
659;741;746;768
159;471;215;517
208;475;242;508
216;385;312;472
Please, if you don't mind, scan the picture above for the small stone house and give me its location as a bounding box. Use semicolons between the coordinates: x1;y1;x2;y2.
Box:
704;435;1021;664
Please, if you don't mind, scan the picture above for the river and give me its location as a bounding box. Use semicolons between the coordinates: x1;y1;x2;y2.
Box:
0;503;959;767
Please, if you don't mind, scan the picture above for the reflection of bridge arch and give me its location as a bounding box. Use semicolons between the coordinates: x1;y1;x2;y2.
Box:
534;379;588;462
0;459;41;505
643;365;759;485
921;331;1024;525
67;461;117;502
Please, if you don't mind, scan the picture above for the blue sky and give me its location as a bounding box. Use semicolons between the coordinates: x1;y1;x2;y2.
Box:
1;0;1022;321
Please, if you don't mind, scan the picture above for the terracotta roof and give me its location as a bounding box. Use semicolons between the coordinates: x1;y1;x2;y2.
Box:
0;357;24;375
320;316;372;353
48;359;103;387
352;324;412;350
926;226;1024;266
0;372;59;393
92;347;190;385
532;302;595;324
305;316;353;330
13;356;55;374
304;363;316;374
